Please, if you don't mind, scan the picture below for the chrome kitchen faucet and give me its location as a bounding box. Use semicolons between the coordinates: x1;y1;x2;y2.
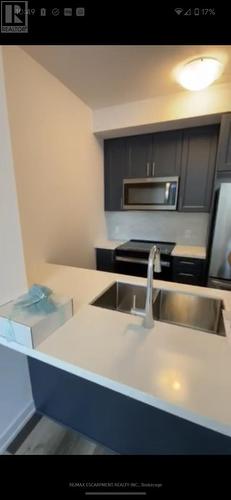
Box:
131;245;161;328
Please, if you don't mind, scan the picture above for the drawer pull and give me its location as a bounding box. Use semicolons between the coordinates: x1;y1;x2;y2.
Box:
179;260;195;265
179;272;194;277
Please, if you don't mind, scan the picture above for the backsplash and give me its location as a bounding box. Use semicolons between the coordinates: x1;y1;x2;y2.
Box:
106;212;209;246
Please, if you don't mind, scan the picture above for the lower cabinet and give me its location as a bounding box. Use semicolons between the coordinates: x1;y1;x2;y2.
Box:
172;257;206;286
29;356;231;455
96;248;115;273
96;249;207;286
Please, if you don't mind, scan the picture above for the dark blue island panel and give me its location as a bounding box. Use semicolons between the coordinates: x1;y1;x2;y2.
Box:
28;357;231;455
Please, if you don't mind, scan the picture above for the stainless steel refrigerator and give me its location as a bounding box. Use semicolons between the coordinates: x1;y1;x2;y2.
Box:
209;183;231;290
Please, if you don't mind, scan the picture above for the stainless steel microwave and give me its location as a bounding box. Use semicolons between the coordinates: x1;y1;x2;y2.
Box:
123;176;179;210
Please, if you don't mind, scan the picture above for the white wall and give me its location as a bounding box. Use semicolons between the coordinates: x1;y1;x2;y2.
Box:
93;82;231;136
0;57;27;303
3;47;106;280
106;212;209;246
0;47;34;453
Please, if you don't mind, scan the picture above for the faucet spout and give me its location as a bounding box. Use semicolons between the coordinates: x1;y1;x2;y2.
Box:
130;245;161;329
143;245;161;329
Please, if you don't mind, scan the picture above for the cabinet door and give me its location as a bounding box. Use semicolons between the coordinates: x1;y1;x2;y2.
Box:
127;134;153;178
152;130;182;177
104;138;129;211
96;249;115;273
178;125;219;212
216;114;231;172
172;257;206;286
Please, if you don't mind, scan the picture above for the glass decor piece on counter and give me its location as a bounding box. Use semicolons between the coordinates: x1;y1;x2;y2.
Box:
0;284;73;348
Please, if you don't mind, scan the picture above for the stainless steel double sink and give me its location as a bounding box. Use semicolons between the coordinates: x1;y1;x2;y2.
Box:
91;281;226;336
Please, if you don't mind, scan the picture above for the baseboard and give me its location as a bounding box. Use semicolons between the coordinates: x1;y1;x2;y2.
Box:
0;399;35;454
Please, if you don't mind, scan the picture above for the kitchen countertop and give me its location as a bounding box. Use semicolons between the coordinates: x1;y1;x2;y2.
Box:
172;245;207;260
95;239;125;250
94;239;207;259
1;263;231;438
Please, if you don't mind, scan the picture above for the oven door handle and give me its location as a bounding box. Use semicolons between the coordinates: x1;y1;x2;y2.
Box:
115;256;170;267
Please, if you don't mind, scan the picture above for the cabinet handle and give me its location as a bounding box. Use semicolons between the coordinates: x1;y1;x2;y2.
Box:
146;162;150;177
115;256;170;267
179;260;195;266
152;162;155;177
178;272;194;277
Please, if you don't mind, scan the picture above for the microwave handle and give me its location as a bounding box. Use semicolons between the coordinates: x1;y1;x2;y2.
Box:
146;162;150;177
152;162;155;176
165;182;170;202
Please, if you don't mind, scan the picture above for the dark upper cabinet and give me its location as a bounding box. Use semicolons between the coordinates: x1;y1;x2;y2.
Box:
178;125;219;212
127;131;182;178
104;124;219;213
127;134;153;177
216;113;231;172
104;138;129;211
152;130;183;177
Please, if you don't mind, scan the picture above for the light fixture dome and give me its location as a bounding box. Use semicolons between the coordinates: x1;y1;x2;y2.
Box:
177;57;223;91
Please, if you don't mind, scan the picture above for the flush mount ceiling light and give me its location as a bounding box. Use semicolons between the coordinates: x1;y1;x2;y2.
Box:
177;57;223;91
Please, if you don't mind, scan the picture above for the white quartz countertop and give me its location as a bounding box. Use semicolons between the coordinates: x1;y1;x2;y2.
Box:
1;263;231;438
172;245;207;259
94;239;207;259
94;239;125;250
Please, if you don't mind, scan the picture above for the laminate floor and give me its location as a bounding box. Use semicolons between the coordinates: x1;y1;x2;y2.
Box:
5;414;116;455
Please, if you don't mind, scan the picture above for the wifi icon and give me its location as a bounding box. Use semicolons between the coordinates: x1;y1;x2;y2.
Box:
174;8;184;15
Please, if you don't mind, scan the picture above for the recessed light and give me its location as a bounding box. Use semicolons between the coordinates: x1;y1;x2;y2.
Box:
177;57;223;91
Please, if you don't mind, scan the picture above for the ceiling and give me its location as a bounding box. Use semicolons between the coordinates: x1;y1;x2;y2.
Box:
21;45;231;110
